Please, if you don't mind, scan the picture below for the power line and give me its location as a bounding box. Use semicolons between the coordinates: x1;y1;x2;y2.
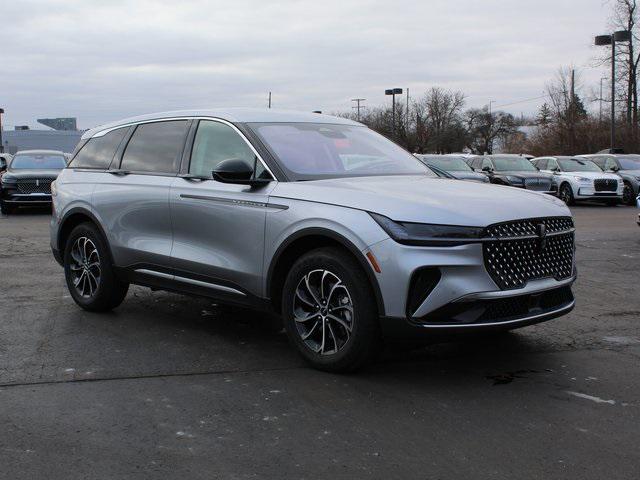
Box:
493;94;549;109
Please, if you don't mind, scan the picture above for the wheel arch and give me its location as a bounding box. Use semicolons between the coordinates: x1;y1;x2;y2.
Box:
57;208;113;261
266;228;385;316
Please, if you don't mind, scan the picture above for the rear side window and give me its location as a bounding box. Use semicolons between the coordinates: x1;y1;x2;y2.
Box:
70;127;128;169
120;120;189;174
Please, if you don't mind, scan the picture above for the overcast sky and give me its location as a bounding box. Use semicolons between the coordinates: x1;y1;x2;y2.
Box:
1;0;612;129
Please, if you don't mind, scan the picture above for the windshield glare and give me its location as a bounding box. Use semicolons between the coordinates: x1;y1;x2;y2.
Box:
618;155;640;169
559;159;602;172
11;154;66;170
418;155;472;172
491;156;538;172
249;122;434;179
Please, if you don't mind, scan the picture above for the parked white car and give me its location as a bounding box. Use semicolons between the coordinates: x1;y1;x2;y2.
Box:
531;156;623;205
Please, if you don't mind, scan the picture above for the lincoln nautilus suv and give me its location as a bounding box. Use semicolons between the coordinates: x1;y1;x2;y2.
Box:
50;109;576;371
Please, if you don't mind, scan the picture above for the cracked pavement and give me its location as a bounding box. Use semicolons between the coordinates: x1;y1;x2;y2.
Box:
0;205;639;479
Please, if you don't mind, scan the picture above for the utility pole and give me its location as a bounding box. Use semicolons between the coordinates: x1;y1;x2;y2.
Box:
268;92;271;109
599;77;605;123
351;98;366;121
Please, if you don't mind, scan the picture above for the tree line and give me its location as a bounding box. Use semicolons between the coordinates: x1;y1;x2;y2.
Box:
337;0;640;156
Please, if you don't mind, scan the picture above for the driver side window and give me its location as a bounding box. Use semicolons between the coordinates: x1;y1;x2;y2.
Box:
189;120;256;177
547;159;558;171
603;157;618;171
482;158;492;170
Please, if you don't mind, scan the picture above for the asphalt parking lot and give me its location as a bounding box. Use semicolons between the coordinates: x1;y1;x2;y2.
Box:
0;205;639;479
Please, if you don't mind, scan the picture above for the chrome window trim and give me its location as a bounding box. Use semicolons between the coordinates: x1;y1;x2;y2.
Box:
91;116;277;182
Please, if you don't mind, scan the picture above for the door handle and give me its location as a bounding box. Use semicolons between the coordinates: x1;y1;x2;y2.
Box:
108;169;130;176
178;174;208;181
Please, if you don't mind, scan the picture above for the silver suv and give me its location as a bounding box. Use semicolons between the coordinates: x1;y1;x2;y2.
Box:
50;109;577;371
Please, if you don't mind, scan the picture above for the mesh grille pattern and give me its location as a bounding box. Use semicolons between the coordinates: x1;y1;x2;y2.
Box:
483;217;575;290
17;180;52;194
524;178;552;191
477;286;573;322
484;217;574;238
594;179;617;192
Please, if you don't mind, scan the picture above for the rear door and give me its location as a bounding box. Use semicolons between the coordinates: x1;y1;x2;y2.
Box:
91;119;190;272
169;119;276;299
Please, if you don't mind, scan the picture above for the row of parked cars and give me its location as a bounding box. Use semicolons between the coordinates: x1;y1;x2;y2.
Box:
415;152;640;207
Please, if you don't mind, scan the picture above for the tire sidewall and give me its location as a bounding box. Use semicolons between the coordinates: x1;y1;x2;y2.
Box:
63;223;109;308
282;248;378;371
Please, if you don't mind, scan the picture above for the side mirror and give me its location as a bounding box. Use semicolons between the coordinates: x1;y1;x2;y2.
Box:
551;167;560;174
610;165;620;172
212;158;270;186
482;166;493;173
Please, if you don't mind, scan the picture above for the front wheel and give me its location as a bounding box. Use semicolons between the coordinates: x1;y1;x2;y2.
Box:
64;223;129;312
622;182;635;205
0;201;14;215
559;183;574;205
282;247;381;372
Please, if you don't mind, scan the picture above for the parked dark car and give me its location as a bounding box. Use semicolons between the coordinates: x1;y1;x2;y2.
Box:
415;154;489;183
0;149;66;214
468;154;557;194
577;154;640;205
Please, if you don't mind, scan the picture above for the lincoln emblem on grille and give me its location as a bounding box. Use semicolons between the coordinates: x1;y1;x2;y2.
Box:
536;223;547;253
36;179;40;187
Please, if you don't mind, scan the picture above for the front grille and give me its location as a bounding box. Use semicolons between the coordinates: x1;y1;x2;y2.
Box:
17;179;52;194
524;178;552;191
594;179;617;192
483;217;575;290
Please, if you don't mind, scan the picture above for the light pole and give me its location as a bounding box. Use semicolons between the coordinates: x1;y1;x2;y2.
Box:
599;77;607;123
0;108;4;153
595;30;631;152
385;88;403;138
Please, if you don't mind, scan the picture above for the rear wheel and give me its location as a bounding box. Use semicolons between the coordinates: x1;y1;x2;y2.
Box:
559;183;574;205
282;247;381;372
64;223;129;312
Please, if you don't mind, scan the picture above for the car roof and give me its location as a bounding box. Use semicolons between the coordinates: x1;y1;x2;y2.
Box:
82;108;364;140
14;149;65;155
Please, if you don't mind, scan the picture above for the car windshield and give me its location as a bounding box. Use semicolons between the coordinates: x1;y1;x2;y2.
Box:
248;122;434;180
559;159;602;172
11;154;66;169
419;155;473;172
618;155;640;170
491;156;538;171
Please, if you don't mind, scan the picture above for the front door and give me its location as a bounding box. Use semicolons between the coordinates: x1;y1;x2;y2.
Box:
169;119;276;299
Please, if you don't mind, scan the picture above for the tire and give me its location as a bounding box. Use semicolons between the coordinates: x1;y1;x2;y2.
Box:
281;247;381;372
0;201;14;215
559;183;574;206
622;182;635;206
63;222;129;312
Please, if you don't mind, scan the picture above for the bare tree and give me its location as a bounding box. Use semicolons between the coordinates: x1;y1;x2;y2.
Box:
415;88;466;153
464;108;517;154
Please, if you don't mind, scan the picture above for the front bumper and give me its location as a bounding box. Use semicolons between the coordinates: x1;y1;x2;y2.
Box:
367;237;576;337
1;192;53;205
575;186;623;200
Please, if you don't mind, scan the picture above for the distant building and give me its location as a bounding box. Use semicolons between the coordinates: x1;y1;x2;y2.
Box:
2;129;83;154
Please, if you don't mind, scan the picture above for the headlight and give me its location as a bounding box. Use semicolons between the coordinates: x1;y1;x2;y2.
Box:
369;213;484;246
505;176;524;185
576;177;591;183
1;176;17;185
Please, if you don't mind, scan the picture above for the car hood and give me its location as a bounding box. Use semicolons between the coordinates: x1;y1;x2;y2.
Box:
619;169;640;177
452;172;489;182
4;169;62;180
270;175;569;226
558;171;619;180
494;171;551;179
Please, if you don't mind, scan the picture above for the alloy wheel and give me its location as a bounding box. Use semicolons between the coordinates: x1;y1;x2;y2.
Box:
560;185;572;204
292;269;354;355
69;237;101;298
623;184;633;205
